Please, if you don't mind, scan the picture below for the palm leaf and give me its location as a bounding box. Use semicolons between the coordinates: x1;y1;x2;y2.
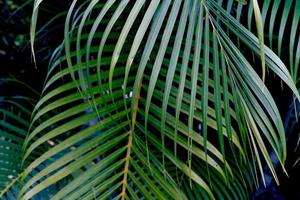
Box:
1;0;300;199
0;79;62;199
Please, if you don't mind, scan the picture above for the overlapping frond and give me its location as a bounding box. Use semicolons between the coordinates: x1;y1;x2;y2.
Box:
0;96;32;196
0;80;57;199
222;0;300;86
1;0;300;199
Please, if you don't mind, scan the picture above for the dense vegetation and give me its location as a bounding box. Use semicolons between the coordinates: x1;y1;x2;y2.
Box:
1;0;300;199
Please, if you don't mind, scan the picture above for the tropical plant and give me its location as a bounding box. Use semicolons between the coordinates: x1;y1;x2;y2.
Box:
1;0;300;199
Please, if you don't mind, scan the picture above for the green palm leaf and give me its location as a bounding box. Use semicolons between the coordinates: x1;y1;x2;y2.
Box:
1;0;300;199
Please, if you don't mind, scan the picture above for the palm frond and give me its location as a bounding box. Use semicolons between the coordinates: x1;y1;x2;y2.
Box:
1;0;299;199
233;0;300;85
0;79;52;199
